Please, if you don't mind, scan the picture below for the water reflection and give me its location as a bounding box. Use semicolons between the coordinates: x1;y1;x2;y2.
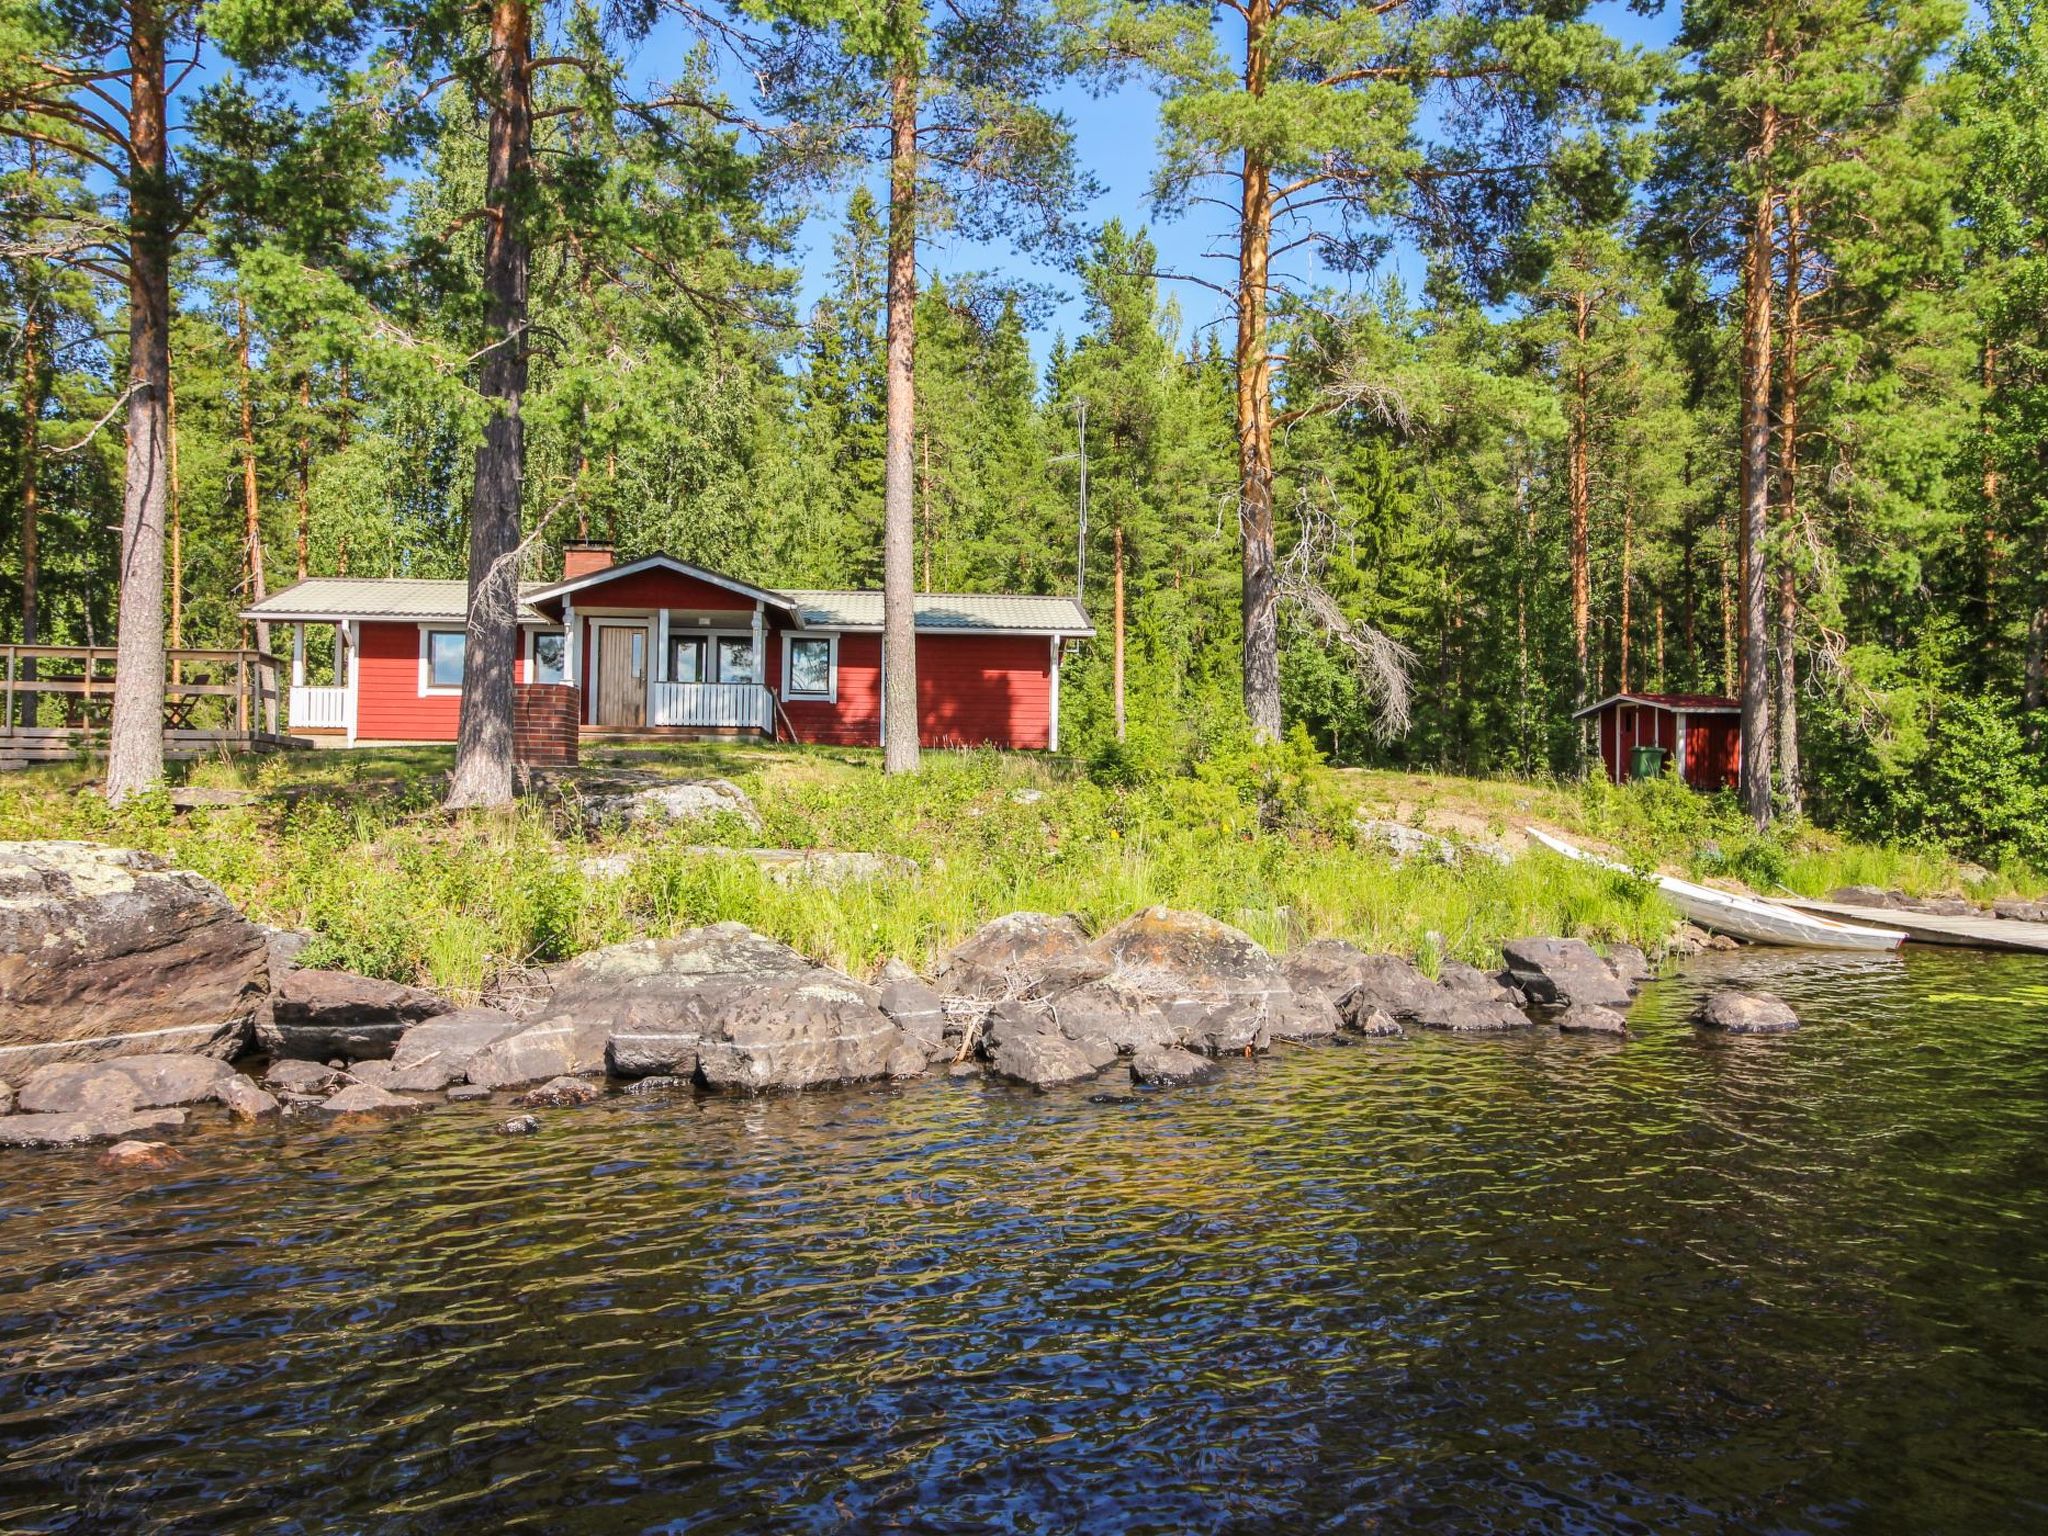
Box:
2;948;2046;1532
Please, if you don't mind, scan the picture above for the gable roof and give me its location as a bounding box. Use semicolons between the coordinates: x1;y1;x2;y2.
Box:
524;554;797;612
789;590;1093;635
241;570;1094;636
243;578;548;624
1571;691;1740;720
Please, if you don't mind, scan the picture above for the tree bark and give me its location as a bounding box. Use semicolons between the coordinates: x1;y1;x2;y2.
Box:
105;4;172;804
1113;520;1126;742
236;293;274;729
446;0;533;810
16;288;40;723
880;53;921;774
1236;0;1281;741
1773;192;1803;818
296;372;312;580
1569;289;1593;711
1735;97;1778;830
1619;486;1633;693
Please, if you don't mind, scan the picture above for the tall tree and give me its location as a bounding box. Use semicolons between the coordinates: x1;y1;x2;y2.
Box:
1088;0;1653;738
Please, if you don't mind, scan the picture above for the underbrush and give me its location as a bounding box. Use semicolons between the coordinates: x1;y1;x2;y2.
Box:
0;739;1676;997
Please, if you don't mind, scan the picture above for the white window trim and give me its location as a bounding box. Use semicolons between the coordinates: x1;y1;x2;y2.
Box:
418;623;467;696
710;630;762;686
782;632;838;702
523;626;569;686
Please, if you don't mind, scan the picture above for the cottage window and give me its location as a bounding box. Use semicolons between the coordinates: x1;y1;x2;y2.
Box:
668;635;707;683
786;636;834;699
716;636;758;685
424;629;466;691
531;630;565;685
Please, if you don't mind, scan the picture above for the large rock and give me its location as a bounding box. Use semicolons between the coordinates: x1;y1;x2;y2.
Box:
1993;897;2048;925
217;1075;280;1120
318;1083;428;1115
691;971;923;1091
388;1007;527;1090
874;960;950;1061
1556;1002;1630;1036
989;1032;1099;1089
1280;939;1380;1004
1693;989;1799;1034
583;777;763;833
16;1054;237;1115
1129;1045;1221;1087
1500;938;1633;1010
1606;944;1652;992
0;842;267;1073
1331;952;1443;1024
1411;966;1532;1032
0;1108;186;1148
468;1017;611;1090
257;968;452;1061
1269;990;1342;1043
936;912;1108;1000
263;1058;342;1095
1087;906;1289;1055
1046;979;1180;1055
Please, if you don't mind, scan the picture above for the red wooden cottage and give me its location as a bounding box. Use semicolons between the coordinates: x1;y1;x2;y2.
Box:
1573;691;1741;790
242;544;1092;752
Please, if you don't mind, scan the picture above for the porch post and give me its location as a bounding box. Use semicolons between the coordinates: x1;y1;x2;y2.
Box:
655;608;670;684
563;603;579;722
1675;711;1688;787
1049;636;1061;753
343;621;358;743
292;623;306;688
751;602;766;731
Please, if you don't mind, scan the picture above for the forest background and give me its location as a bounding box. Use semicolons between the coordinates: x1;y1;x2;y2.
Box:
4;0;2047;869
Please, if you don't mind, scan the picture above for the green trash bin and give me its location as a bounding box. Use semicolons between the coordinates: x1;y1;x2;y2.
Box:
1630;744;1668;782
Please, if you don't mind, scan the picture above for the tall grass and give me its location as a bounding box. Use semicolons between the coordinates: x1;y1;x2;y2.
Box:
1;740;2031;997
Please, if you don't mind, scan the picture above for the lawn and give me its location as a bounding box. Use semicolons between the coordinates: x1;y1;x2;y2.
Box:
0;738;2033;999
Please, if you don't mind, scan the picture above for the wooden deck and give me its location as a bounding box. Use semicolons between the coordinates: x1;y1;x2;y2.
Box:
1;645;298;770
1772;897;2048;954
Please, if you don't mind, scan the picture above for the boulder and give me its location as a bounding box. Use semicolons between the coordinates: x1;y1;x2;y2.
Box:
98;1139;184;1170
1829;884;1900;909
0;1080;12;1115
523;1075;601;1108
0;842;268;1073
16;1054;237;1115
1410;968;1533;1032
264;927;315;976
691;971;920;1093
1500;938;1634;1010
1606;944;1652;993
468;1017;611;1091
1087;906;1290;1055
1280;938;1381;1004
1269;990;1342;1043
318;1083;428;1115
1993;897;2048;925
1333;953;1443;1023
874;961;950;1061
263;1058;342;1095
388;1007;527;1090
1439;961;1524;1007
1047;979;1180;1055
620;1075;691;1096
498;1114;542;1136
1349;1006;1403;1038
257;968;453;1061
217;1075;280;1120
1693;989;1799;1034
0;1108;186;1148
583;776;763;833
1129;1045;1221;1087
445;1084;493;1103
980;998;1057;1053
989;1032;1099;1089
935;912;1107;1000
673;847;919;887
1556;1002;1631;1036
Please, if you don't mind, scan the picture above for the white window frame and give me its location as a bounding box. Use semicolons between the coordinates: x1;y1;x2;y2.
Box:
666;631;710;684
782;632;838;702
713;632;761;686
418;624;467;696
524;626;568;686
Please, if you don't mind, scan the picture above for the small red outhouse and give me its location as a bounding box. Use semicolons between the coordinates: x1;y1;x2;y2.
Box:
1572;692;1741;790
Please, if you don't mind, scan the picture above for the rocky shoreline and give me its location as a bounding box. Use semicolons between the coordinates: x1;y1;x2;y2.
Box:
0;840;1791;1152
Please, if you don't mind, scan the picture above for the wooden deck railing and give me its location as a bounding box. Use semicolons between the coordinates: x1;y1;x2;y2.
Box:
1;646;294;766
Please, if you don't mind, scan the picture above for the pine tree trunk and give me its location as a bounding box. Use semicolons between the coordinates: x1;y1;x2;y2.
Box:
446;0;533;810
1569;290;1592;711
1113;520;1126;742
881;54;921;775
1774;193;1803;818
236;293;275;731
1619;487;1633;693
17;291;40;722
1235;0;1281;741
296;372;311;580
1735;103;1778;830
105;4;171;804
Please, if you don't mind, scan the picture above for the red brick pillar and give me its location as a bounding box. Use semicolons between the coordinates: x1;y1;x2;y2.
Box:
514;684;579;766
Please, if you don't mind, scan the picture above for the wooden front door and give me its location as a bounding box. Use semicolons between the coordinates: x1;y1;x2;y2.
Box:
595;625;646;727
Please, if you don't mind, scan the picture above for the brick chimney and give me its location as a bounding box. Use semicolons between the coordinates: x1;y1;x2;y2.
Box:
561;541;615;582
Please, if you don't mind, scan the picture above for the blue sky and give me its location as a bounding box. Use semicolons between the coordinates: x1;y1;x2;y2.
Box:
752;0;1685;368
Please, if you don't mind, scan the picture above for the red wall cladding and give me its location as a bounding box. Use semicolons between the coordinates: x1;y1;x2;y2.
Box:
569;568;757;611
356;621;459;742
917;634;1051;750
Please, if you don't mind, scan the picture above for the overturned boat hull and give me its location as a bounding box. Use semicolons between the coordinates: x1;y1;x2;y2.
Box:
1527;829;1908;952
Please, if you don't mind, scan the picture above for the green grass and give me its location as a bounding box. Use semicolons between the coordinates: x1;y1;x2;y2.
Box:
2;739;2034;999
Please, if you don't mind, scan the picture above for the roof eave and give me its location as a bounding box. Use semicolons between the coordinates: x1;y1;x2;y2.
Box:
524;554;797;612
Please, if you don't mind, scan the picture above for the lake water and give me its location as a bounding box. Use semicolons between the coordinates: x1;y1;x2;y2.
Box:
4;948;2048;1533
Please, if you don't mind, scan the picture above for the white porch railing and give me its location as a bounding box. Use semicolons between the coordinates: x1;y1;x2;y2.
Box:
289;684;349;731
650;681;773;731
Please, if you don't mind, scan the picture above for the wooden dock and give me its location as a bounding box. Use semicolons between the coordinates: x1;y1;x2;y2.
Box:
1772;897;2048;954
